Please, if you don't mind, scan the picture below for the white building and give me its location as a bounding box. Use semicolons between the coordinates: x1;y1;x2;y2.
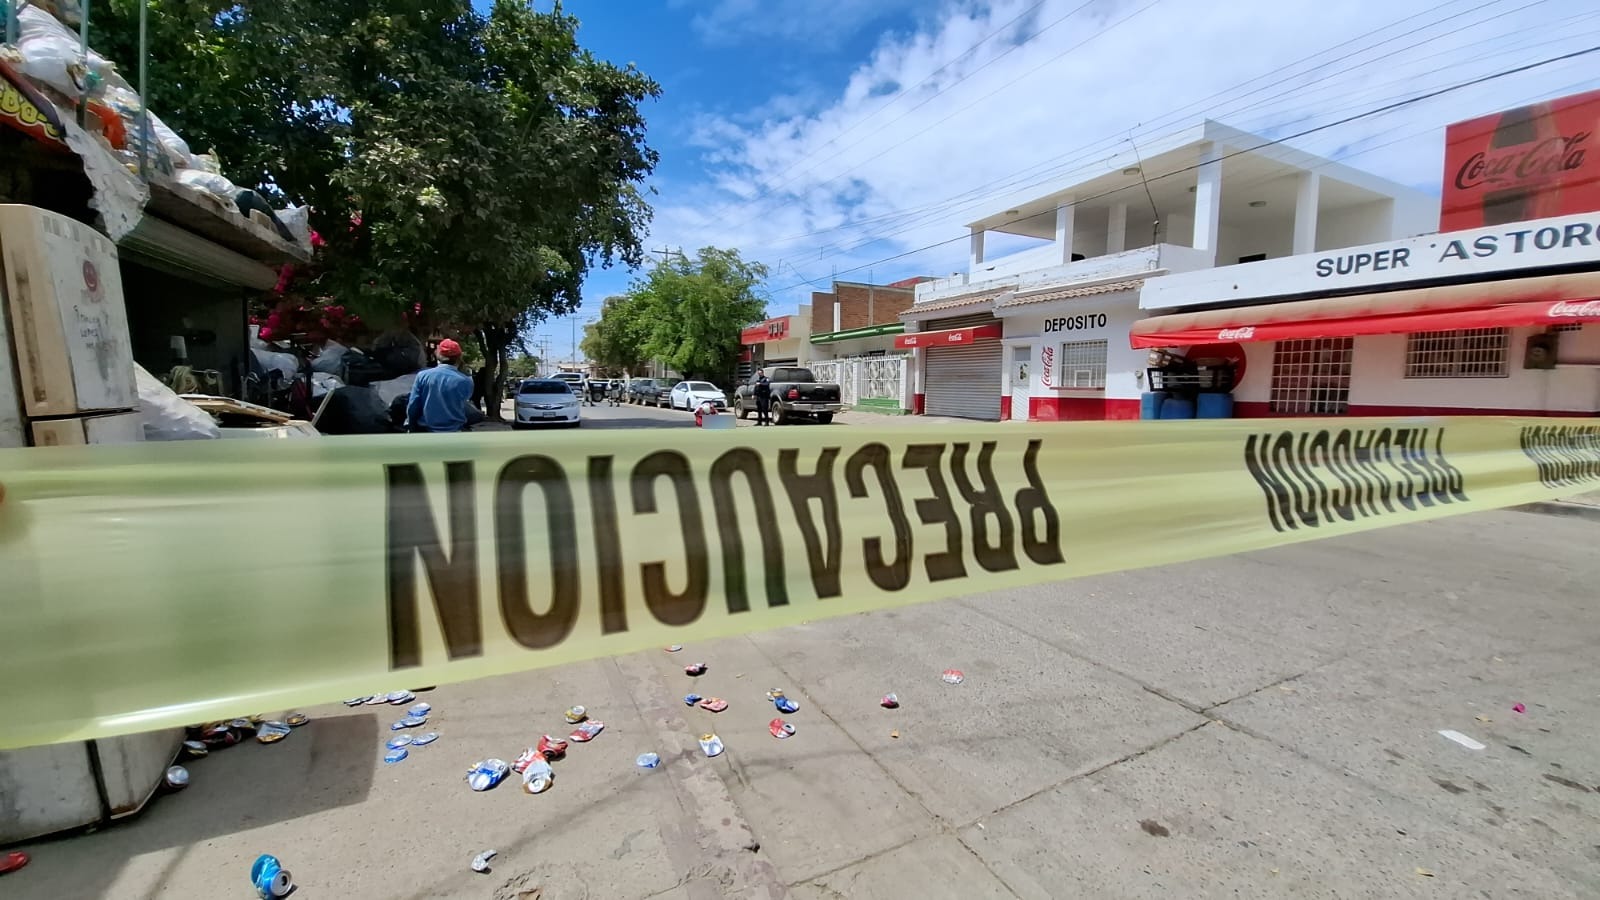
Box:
900;120;1437;420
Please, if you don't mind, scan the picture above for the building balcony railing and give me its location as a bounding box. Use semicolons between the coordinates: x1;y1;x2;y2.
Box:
914;243;1215;305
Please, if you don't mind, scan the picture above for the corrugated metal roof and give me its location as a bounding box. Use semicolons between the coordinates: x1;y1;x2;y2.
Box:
998;279;1144;307
900;286;1014;318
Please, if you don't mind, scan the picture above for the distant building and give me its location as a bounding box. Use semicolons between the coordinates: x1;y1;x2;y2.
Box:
898;119;1437;420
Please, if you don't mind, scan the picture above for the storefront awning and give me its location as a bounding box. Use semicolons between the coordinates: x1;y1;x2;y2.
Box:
1130;271;1600;348
811;322;904;344
894;323;1002;349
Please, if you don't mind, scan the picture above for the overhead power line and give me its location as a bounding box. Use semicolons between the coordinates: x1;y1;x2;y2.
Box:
753;0;1542;259
759;44;1600;295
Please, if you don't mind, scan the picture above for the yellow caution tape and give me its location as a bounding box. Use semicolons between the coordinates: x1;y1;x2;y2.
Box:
1;418;1595;748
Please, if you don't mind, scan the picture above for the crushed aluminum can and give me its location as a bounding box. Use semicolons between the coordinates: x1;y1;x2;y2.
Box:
164;765;190;790
880;693;899;709
698;733;725;758
698;697;729;713
364;694;389;706
344;696;370;707
470;849;497;874
570;720;604;742
941;669;965;685
521;757;554;794
383;747;409;764
201;724;239;748
407;702;431;718
684;693;703;706
389;715;427;731
386;735;414;751
769;718;795;739
685;663;708;676
564;705;588;724
512;747;541;774
773;697;798;715
765;689;785;701
665;644;683;652
537;735;568;760
284;713;309;727
229;718;257;734
249;854;294;899
256;721;292;744
467;758;510;791
636;752;662;769
181;739;208;759
386;690;415;705
410;732;440;746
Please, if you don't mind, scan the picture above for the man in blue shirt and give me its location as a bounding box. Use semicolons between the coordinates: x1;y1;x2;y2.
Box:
405;338;474;433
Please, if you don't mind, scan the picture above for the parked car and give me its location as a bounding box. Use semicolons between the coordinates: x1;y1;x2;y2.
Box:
512;378;581;428
734;367;842;424
626;378;658;404
670;380;728;412
550;372;584;396
650;378;682;408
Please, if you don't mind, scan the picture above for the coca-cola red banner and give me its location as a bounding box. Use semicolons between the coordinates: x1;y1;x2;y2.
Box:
1441;88;1600;231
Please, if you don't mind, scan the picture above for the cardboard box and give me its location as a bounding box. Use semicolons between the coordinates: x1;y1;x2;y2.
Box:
0;205;135;417
30;411;141;446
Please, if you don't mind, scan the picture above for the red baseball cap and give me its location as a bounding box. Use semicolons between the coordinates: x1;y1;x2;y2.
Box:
436;338;462;359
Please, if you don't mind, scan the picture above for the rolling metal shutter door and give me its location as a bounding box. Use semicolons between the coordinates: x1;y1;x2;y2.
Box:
922;312;1002;420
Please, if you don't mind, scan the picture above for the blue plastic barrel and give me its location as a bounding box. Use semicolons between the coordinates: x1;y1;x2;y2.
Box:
1195;392;1234;419
1159;397;1195;419
1140;392;1167;420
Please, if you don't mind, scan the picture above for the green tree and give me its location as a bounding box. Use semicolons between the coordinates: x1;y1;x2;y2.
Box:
94;0;659;417
615;248;767;382
504;353;542;381
580;294;651;376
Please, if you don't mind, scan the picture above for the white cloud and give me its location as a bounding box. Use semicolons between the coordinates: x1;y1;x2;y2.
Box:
647;0;1600;312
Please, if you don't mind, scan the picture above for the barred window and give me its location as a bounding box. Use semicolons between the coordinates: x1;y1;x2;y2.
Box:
1056;339;1107;389
1404;328;1509;378
1270;338;1352;415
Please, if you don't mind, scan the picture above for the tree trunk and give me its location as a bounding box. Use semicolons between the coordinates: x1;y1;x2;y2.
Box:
480;323;516;421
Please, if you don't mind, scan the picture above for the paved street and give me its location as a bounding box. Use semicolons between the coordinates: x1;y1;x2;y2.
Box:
493;396;867;430
7;503;1597;899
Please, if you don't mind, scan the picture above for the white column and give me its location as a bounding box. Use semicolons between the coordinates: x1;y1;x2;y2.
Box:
1106;202;1127;254
1293;171;1320;255
1192;142;1222;266
969;228;985;269
1054;199;1076;264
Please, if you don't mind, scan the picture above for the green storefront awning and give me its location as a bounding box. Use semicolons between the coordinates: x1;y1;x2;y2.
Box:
809;322;904;344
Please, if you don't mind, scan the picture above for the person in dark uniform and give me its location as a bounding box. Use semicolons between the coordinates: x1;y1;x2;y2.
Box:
753;369;773;426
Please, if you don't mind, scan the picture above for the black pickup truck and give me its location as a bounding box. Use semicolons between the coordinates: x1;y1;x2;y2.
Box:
733;366;843;424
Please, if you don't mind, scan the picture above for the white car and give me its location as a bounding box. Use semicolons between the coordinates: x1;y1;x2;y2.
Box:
670;380;727;412
513;379;582;428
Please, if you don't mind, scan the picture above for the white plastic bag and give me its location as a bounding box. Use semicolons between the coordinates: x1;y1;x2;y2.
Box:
251;347;299;382
311;340;349;375
134;364;221;441
278;205;312;246
371;372;419;407
176;166;237;199
310;372;344;398
15;6;84;96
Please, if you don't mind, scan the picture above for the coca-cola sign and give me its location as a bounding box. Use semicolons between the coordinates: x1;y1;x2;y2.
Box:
1442;89;1600;231
1549;300;1600;318
1453;134;1588;191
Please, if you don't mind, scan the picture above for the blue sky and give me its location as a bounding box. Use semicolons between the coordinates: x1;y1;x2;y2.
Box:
507;0;1600;360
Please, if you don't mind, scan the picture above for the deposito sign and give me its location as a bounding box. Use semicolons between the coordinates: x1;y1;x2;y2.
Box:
1;419;1596;749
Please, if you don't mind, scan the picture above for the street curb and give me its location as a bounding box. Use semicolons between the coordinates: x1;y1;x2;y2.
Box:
1511;500;1600;523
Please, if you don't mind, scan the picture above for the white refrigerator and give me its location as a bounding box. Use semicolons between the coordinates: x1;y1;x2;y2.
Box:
0;203;180;844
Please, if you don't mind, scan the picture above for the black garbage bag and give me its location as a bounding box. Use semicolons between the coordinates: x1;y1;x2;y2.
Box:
316;386;396;435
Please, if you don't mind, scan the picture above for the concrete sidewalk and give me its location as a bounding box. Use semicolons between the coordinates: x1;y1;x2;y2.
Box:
6;509;1599;898
1514;490;1600;523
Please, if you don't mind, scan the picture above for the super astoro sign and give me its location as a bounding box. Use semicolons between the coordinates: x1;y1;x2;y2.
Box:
1140;211;1600;310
